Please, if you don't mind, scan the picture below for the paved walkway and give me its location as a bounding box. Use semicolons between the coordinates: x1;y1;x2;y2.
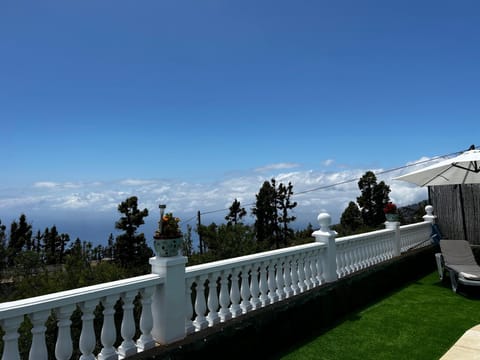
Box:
441;324;480;359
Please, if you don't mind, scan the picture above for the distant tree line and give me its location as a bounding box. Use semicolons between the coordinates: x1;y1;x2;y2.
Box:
0;171;427;301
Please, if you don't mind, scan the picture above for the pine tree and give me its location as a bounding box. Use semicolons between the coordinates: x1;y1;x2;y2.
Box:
252;180;278;247
357;171;391;227
252;179;297;249
225;198;247;225
340;201;364;235
277;182;297;247
8;214;32;265
115;196;152;269
0;220;7;271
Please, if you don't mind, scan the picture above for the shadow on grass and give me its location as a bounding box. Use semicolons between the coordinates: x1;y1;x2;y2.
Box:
276;271;480;360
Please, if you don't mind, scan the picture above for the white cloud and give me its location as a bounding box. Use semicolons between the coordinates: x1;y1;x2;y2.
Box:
120;179;158;186
33;181;59;189
323;159;335;166
254;162;301;173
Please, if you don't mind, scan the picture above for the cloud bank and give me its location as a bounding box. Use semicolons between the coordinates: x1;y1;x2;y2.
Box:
0;160;433;245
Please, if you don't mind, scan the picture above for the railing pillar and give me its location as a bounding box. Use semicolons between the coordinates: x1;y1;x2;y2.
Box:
312;212;338;283
385;218;401;257
423;205;436;224
150;255;188;344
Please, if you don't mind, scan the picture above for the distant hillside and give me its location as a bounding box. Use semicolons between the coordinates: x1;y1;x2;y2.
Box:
398;200;429;224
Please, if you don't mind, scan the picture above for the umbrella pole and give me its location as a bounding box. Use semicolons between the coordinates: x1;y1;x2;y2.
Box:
458;185;468;241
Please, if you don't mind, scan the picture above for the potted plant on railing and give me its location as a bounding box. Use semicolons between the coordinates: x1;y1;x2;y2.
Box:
383;202;399;222
153;204;183;257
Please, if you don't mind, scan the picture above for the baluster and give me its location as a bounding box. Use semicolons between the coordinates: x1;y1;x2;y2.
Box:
97;295;118;360
373;238;381;264
29;312;49;360
249;263;262;309
185;278;196;334
335;245;342;278
259;262;270;307
368;239;375;265
304;256;313;290
352;243;360;271
28;310;50;360
118;291;137;359
308;253;319;287
339;245;347;277
55;305;75;360
193;276;209;330
316;251;325;284
1;316;23;360
275;260;286;300
381;237;388;261
229;268;242;318
357;242;366;269
297;257;307;293
290;257;300;295
79;300;97;360
267;261;278;303
283;256;294;298
218;272;232;322
346;244;355;274
240;267;253;314
137;287;156;351
206;274;220;326
343;243;351;274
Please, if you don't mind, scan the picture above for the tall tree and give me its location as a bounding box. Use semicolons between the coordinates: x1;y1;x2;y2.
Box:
357;171;391;227
252;180;278;247
225;198;247;225
43;226;58;265
8;214;32;265
276;182;297;247
0;220;7;271
340;201;364;235
252;179;297;249
115;196;152;269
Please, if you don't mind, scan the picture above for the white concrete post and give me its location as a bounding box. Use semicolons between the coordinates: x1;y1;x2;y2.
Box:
385;218;401;257
312;212;338;283
423;205;436;224
150;255;188;344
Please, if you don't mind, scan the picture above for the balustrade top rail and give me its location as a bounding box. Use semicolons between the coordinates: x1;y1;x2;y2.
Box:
186;242;326;278
0;274;162;320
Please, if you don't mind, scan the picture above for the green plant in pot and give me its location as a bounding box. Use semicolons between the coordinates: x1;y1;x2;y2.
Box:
153;205;183;257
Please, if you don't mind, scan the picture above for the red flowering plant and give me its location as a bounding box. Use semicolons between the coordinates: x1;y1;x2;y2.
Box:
383;202;397;214
154;212;182;239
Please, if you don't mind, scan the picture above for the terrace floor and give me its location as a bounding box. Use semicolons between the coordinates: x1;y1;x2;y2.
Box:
280;272;480;360
440;324;480;359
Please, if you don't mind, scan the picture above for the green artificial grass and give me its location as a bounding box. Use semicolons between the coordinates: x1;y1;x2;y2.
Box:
281;272;480;360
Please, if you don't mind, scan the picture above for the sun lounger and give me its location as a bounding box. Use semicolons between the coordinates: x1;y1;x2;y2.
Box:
436;240;480;293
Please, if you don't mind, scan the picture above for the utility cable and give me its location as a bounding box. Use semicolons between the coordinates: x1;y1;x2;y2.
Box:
186;146;475;223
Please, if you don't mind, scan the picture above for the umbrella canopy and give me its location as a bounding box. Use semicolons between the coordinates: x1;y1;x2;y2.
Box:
394;146;480;241
394;148;480;187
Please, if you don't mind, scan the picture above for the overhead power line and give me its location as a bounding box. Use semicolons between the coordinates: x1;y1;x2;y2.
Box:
185;146;474;224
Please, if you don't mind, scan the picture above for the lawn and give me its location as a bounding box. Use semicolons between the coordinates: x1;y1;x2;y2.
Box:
280;272;480;360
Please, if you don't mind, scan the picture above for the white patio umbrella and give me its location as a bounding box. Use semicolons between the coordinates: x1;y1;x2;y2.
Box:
394;145;480;241
394;147;480;187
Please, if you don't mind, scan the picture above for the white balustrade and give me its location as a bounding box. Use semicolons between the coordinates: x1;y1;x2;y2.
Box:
0;274;161;360
0;206;437;359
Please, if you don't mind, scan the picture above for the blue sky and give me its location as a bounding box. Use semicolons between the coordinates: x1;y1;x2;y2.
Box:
1;1;479;244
